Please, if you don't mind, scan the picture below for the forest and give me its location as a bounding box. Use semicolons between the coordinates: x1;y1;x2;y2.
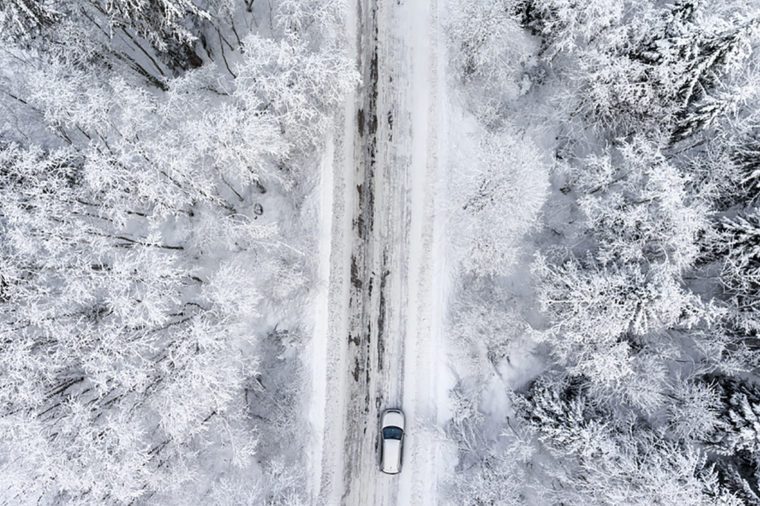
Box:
0;1;355;503
445;0;760;504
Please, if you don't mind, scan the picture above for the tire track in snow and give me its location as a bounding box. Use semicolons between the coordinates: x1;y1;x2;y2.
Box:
313;0;443;503
340;0;399;502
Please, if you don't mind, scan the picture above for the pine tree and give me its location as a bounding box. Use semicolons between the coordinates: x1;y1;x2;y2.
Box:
720;208;760;333
673;91;737;141
518;377;590;451
735;129;760;196
717;379;760;455
710;378;760;504
517;377;742;505
662;13;757;141
723;210;760;278
677;21;756;107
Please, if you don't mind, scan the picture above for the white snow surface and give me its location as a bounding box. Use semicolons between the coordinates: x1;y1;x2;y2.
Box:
308;0;455;504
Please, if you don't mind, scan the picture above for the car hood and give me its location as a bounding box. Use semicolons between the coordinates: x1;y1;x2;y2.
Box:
382;411;404;430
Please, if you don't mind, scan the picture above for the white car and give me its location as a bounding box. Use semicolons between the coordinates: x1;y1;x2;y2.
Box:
380;408;405;474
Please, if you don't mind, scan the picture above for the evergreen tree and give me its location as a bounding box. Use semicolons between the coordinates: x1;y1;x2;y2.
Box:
709;378;760;504
735;128;760;196
517;377;742;505
720;208;760;333
722;380;760;455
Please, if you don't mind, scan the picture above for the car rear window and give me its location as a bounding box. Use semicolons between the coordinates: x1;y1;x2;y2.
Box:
383;426;403;440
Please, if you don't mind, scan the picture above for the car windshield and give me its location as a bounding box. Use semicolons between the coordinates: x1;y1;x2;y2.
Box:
383;426;403;440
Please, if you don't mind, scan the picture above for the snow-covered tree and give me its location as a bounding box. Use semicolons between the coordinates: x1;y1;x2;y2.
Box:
667;17;755;110
719;208;760;334
722;210;760;284
516;377;743;505
490;2;760;505
719;380;760;455
532;140;722;410
0;0;354;500
1;0;209;49
734;126;760;196
445;383;536;506
0;140;274;502
453;129;549;276
447;447;531;506
450;278;537;366
700;378;760;504
516;0;628;59
234;32;358;148
96;0;209;48
447;0;538;123
667;379;724;442
534;0;759;136
533;253;709;410
570;137;709;274
0;0;58;41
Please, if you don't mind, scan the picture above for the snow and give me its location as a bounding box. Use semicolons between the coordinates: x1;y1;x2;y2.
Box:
307;126;334;501
307;2;360;504
308;0;456;503
397;0;457;503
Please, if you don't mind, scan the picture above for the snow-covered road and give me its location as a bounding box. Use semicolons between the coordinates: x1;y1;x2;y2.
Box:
310;0;447;504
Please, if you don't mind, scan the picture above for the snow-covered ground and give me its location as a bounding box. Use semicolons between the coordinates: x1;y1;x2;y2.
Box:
309;0;454;504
